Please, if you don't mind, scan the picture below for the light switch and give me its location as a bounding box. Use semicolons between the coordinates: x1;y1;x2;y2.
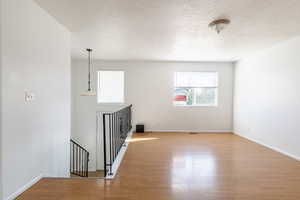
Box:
25;92;36;102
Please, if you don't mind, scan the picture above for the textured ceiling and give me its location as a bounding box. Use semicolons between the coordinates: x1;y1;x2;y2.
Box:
35;0;300;61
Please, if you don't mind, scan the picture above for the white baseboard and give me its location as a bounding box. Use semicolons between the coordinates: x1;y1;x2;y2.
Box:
5;174;43;200
105;130;134;179
145;129;233;133
234;132;300;161
43;174;70;178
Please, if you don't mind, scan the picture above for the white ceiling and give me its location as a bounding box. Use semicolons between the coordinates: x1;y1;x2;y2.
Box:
35;0;300;61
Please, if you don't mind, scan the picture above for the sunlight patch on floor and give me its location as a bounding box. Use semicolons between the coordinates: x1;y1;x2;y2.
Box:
126;137;159;143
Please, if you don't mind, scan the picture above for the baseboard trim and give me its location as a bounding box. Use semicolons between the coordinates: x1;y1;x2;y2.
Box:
234;132;300;161
43;174;70;178
105;129;134;179
145;129;233;133
5;174;43;200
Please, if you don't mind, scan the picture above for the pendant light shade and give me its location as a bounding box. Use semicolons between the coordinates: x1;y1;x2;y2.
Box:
81;90;96;96
81;48;96;96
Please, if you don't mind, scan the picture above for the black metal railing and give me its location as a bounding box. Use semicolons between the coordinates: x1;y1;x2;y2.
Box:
103;104;132;176
70;139;89;177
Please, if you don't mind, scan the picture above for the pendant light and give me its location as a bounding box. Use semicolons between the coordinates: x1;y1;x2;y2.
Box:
81;48;96;96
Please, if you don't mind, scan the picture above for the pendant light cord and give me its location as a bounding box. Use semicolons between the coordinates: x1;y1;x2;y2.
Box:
87;49;92;91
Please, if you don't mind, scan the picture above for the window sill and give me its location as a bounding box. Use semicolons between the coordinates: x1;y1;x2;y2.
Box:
97;103;125;106
173;104;218;107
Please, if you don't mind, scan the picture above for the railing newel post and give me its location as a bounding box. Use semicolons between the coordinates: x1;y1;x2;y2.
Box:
103;113;107;177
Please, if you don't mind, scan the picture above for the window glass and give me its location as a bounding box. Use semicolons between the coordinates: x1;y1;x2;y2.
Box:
174;72;218;106
98;71;124;103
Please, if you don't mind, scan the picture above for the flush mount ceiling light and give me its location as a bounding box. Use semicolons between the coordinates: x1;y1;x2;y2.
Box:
81;48;96;96
209;19;230;34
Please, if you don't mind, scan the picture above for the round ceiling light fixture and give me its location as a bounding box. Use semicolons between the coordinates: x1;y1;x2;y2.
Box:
209;19;230;34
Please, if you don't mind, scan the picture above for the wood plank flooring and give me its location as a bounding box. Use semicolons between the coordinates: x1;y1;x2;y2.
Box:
17;132;300;200
70;170;104;178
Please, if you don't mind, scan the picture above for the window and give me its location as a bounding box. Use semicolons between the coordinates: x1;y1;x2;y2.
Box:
174;72;218;106
97;71;124;104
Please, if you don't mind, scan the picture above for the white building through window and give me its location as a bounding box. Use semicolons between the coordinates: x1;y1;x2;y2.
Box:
97;71;125;104
174;72;218;106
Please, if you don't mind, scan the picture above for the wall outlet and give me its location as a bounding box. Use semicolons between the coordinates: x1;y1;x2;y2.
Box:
25;92;36;102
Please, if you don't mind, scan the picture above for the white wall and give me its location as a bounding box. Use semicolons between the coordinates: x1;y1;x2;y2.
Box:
234;36;300;160
72;60;234;171
1;0;71;199
0;0;3;198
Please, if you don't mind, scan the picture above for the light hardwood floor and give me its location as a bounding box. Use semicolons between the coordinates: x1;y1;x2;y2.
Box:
18;132;300;200
70;170;105;178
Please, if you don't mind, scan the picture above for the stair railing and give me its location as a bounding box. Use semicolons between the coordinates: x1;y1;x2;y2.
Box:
102;104;132;177
70;139;89;177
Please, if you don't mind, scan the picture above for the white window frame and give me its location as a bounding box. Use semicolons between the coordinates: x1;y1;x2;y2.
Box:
173;71;219;107
97;70;125;105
